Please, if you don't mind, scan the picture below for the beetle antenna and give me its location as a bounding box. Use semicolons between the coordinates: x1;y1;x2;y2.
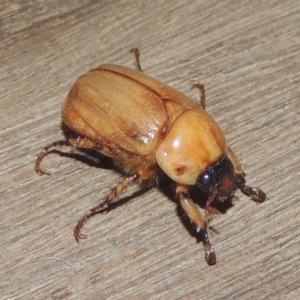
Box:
240;185;266;203
234;174;266;203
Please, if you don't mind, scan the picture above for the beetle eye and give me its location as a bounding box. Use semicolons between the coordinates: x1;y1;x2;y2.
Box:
197;170;216;191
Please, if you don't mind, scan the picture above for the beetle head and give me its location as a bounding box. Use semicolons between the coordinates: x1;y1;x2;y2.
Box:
196;156;235;200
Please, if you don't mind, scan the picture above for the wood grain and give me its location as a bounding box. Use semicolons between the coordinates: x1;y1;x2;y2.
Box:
1;1;300;299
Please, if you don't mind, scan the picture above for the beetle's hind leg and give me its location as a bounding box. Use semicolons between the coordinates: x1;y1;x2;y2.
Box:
130;48;143;72
35;136;99;175
35;140;69;175
74;173;140;242
192;83;206;110
176;185;216;266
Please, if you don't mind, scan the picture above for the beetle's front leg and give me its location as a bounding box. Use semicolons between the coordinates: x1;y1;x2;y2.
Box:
74;173;139;242
176;185;216;265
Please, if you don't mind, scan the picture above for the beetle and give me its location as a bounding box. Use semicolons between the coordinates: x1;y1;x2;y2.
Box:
35;48;266;265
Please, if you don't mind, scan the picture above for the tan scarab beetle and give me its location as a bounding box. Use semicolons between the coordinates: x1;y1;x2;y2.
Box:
35;49;266;265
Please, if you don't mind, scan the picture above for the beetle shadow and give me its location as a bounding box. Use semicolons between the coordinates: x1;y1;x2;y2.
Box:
51;145;151;211
157;180;234;243
100;188;152;213
51;149;114;170
58;124;114;170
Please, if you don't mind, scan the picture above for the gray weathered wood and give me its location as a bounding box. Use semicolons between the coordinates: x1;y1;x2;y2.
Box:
1;1;300;299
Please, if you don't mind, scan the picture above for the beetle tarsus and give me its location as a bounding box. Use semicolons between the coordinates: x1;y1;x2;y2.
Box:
74;173;140;243
200;225;216;265
74;200;112;242
176;186;217;265
195;224;216;265
35;140;69;175
74;212;94;242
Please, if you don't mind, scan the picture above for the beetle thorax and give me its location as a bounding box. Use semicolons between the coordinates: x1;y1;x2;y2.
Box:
155;109;227;185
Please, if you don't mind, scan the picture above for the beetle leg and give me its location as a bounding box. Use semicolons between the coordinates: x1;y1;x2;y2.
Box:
74;173;139;242
35;136;99;175
35;140;70;175
176;185;216;265
227;146;244;177
130;48;143;72
191;83;206;110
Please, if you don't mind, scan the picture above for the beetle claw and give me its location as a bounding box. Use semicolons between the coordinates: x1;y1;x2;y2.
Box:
201;227;216;265
74;225;88;243
35;156;50;176
35;168;50;176
205;248;216;266
74;214;90;243
75;232;88;243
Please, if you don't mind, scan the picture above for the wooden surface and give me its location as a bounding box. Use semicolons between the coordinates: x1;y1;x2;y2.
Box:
1;1;300;299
